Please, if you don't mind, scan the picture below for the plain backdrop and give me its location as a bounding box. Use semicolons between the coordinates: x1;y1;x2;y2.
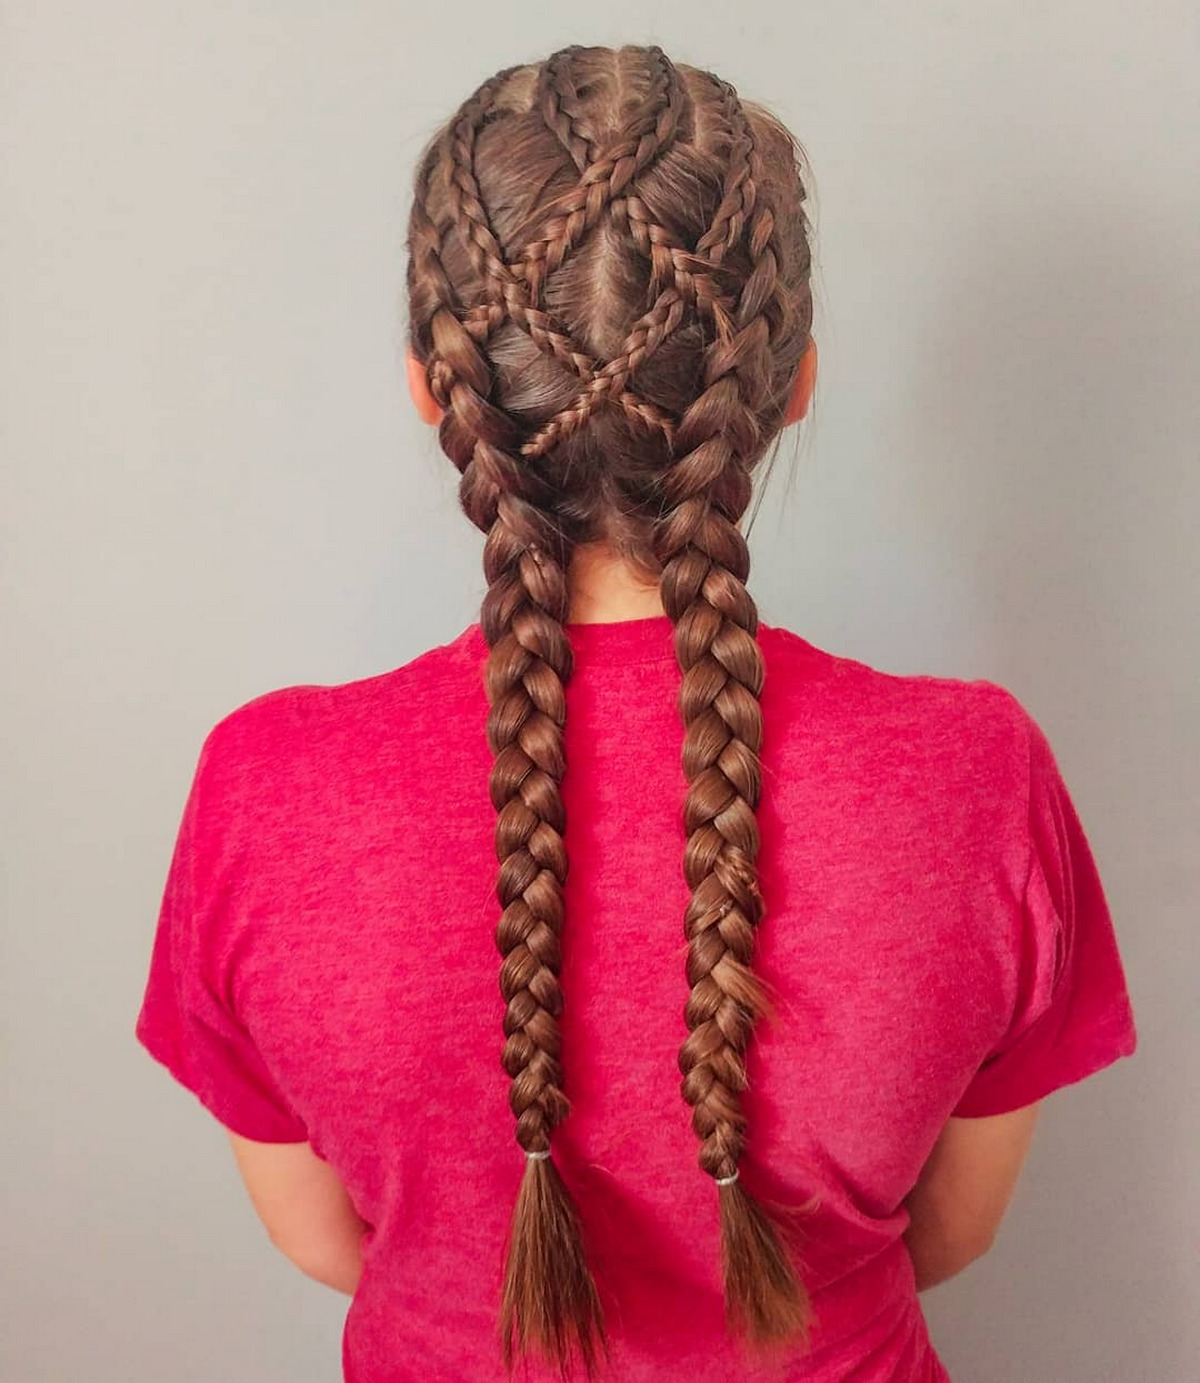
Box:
2;4;1196;1380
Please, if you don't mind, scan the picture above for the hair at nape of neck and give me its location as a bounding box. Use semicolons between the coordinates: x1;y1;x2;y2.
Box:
405;42;818;1379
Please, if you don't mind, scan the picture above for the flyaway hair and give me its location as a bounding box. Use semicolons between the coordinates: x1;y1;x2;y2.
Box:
406;43;816;1379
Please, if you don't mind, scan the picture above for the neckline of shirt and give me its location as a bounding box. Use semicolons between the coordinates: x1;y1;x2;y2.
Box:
458;613;779;667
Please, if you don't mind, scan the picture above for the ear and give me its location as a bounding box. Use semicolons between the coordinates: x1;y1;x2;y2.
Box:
782;336;817;426
406;348;444;426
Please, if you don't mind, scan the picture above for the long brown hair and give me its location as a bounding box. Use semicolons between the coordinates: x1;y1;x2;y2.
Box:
405;43;816;1379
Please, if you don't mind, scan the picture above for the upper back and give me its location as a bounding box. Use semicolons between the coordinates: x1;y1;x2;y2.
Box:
142;612;1135;1379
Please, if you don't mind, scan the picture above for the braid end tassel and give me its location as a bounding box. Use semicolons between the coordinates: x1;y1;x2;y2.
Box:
499;1154;607;1381
718;1175;815;1354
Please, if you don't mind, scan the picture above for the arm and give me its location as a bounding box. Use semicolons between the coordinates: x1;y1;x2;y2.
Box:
902;1101;1040;1291
226;1132;370;1295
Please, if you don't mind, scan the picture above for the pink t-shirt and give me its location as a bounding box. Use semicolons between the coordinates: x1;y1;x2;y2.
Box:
134;614;1139;1382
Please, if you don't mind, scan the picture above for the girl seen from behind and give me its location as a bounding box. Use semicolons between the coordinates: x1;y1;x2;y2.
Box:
135;42;1139;1383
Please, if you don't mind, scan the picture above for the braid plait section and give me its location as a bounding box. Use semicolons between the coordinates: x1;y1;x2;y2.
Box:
442;53;723;467
694;77;758;267
612;195;736;321
521;45;688;306
444;77;599;386
536;45;603;173
652;75;814;1349
519;286;686;458
422;82;609;1372
429;296;607;1376
442;68;677;456
445;69;526;302
521;203;747;459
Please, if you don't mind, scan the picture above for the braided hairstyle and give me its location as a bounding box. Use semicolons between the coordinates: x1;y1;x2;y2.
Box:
406;45;816;1379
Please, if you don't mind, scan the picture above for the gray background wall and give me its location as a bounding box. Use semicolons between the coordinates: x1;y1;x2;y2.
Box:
3;3;1196;1379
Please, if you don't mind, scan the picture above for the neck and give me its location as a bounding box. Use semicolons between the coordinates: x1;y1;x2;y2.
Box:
566;542;666;624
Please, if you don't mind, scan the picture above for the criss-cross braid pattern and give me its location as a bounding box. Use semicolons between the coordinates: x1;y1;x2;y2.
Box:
516;55;744;459
437;67;678;457
520;45;688;305
408;45;813;1371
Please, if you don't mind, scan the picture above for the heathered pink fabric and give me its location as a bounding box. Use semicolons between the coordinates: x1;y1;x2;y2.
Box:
135;614;1139;1382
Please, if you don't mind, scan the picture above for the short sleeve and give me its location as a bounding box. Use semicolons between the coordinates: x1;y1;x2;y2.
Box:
134;727;309;1143
951;705;1139;1117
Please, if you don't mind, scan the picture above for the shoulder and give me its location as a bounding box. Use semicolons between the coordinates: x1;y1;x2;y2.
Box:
193;623;486;792
758;620;1038;797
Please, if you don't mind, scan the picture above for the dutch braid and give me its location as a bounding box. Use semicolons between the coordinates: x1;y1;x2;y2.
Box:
652;76;812;1346
406;43;817;1378
432;92;608;1378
